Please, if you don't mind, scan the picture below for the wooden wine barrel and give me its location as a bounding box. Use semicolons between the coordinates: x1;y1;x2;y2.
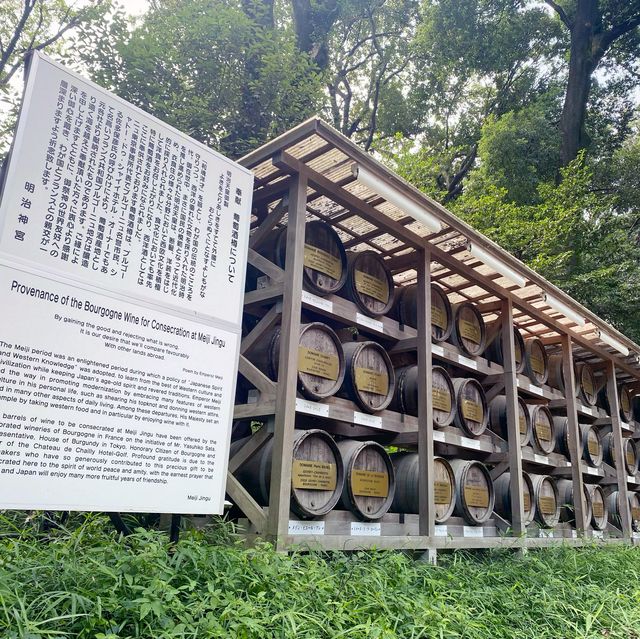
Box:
488;395;531;446
484;326;526;373
546;353;565;392
452;378;489;437
575;362;598;406
391;365;456;426
337;440;395;521
617;385;633;423
634;395;640;422
553;416;571;458
529;405;555;455
450;459;494;525
530;474;560;528
390;453;456;522
581;424;603;468
524;338;549;385
230;429;344;519
607;491;640;532
390;284;453;341
344;251;395;317
586;484;608;531
603;433;638;475
259;221;348;296
556;479;592;526
252;322;346;401
338;341;395;413
493;472;536;525
450;302;486;357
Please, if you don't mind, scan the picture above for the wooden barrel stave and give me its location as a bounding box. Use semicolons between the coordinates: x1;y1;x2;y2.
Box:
556;479;592;526
231;429;344;519
586;484;608;531
575;362;598;406
524;338;549;385
529;404;555;455
581;424;603;468
390;284;453;341
344;250;395;317
484;326;526;374
488;395;531;446
339;341;395;413
452;378;489;437
391;365;456;426
530;474;560;528
337;439;395;521
390;453;456;522
493;472;536;525
450;459;495;525
603;433;638;475
450;302;486;357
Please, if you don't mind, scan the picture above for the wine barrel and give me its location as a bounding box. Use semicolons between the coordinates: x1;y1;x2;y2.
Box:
230;429;344;519
390;283;453;341
607;491;640;532
634;396;640;422
556;479;592;526
603;433;638;475
343;251;395;317
337;440;395;521
484;326;526;373
493;472;536;525
252;322;346;401
553;416;571;458
581;424;603;468
259;221;348;296
524;338;549;385
450;302;486;357
547;354;565;392
390;453;456;523
618;385;633;422
530;474;561;528
450;459;495;525
452;378;489;437
338;341;395;413
575;362;598;406
391;365;456;426
586;484;608;531
529;405;555;455
488;395;532;446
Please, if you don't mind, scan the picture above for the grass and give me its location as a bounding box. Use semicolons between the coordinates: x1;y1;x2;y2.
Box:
0;513;639;638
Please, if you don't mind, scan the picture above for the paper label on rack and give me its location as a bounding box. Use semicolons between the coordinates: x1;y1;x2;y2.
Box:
301;290;333;313
632;532;640;540
354;271;388;303
350;522;381;536
592;530;604;539
304;244;342;280
432;344;444;356
571;530;578;539
353;411;383;429
461;437;482;450
457;355;478;370
528;384;543;396
288;520;325;535
463;526;484;538
356;313;384;333
434;525;448;537
295;398;330;418
538;529;553;538
534;454;548;465
585;466;599;476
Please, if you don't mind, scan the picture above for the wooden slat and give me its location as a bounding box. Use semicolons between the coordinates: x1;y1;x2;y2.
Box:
228;428;273;474
225;472;267;532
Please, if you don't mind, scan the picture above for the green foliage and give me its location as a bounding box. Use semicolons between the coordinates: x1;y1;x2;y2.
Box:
2;514;640;638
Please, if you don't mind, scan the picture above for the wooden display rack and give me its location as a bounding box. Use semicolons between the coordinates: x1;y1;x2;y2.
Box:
226;118;640;558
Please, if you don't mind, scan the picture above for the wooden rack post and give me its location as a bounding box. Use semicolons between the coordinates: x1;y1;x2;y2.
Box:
561;335;587;533
607;361;632;538
266;171;307;547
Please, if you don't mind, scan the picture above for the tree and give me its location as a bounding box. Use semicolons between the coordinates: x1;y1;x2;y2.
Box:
544;0;640;165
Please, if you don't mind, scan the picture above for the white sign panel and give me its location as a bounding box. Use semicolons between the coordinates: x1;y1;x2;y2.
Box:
0;53;253;514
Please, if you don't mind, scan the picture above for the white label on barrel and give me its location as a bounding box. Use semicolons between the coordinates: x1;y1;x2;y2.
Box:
459;319;481;344
350;522;381;536
538;529;553;538
298;346;340;381
354;270;389;304
353;411;382;429
351;470;389;497
301;290;333;313
462;400;483;423
304;244;342;280
355;367;388;396
291;460;337;491
432;344;445;356
288;520;325;535
457;355;478;370
295;398;330;418
356;313;384;333
592;530;604;539
463;526;484;537
461;437;482;450
432;388;452;413
434;525;448;536
432;304;448;330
